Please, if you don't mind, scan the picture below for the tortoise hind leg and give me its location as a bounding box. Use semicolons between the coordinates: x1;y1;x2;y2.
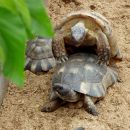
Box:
83;95;98;116
108;33;123;61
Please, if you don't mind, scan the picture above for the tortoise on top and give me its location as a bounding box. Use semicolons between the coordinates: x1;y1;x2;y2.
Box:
52;10;122;64
41;53;118;116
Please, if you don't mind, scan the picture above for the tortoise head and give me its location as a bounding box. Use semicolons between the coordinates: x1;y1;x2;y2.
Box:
71;21;88;46
53;83;80;102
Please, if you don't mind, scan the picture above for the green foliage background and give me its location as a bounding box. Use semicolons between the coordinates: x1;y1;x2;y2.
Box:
0;0;54;87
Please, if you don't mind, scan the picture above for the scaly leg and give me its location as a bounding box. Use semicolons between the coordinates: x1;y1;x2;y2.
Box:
52;30;68;64
108;32;122;60
96;29;110;65
83;95;98;116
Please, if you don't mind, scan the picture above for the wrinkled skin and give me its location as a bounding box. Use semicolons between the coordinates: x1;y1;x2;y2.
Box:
41;84;98;116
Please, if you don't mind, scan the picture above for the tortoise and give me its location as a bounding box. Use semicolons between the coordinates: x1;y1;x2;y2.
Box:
41;53;118;116
52;10;122;64
25;36;56;73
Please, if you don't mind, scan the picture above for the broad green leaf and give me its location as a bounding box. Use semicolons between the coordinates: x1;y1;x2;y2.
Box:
0;1;54;87
26;0;54;37
14;0;31;28
0;46;5;65
0;7;27;87
0;0;32;38
0;0;16;14
14;0;32;37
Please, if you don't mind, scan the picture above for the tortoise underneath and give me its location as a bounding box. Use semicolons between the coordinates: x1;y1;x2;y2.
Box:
41;53;118;116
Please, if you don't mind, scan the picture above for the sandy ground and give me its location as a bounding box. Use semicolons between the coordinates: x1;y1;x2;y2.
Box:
0;0;130;130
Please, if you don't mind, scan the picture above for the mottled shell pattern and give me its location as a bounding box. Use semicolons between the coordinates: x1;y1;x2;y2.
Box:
52;53;118;97
25;37;56;73
55;11;121;58
55;10;112;37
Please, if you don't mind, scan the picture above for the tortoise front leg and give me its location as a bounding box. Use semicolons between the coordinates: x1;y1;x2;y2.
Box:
96;30;110;65
52;30;68;64
41;98;64;112
41;90;66;112
83;95;98;116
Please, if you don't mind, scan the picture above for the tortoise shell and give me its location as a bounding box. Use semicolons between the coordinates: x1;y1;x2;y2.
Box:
52;53;118;97
55;11;112;38
54;11;122;57
25;37;56;73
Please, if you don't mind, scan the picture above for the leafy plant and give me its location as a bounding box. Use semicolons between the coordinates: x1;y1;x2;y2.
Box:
0;0;54;87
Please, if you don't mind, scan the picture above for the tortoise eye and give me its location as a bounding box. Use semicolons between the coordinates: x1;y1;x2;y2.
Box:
57;86;63;91
53;85;63;91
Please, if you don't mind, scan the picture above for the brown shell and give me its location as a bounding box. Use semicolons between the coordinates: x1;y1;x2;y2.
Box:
25;37;56;73
54;10;122;58
55;11;112;37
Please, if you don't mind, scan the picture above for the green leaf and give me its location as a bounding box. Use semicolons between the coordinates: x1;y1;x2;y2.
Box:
13;0;32;37
0;0;16;14
0;7;27;87
0;1;54;87
14;0;31;29
0;45;5;65
0;0;32;38
26;0;54;37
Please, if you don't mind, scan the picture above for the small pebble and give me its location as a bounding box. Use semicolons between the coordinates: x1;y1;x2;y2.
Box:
127;64;130;68
90;5;96;10
74;127;85;130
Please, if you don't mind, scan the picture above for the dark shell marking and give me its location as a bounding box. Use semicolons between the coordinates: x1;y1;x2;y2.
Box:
25;37;56;73
52;53;118;97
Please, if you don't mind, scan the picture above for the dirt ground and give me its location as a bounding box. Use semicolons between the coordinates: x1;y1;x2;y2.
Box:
0;0;130;130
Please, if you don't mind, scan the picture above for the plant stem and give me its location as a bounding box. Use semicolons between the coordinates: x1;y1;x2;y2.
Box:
0;72;8;106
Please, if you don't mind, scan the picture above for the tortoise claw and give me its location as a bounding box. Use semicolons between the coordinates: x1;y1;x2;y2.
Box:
41;101;58;112
84;103;99;116
64;56;69;61
117;77;123;83
56;55;68;64
41;99;63;112
87;107;99;116
97;48;110;65
96;59;108;66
